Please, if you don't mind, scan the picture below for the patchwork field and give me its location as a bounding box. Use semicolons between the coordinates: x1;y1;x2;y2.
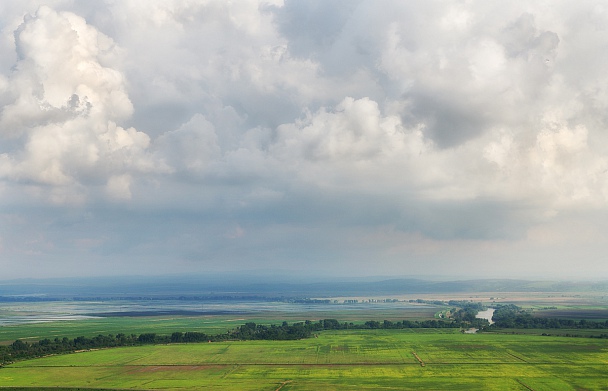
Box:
2;292;608;390
2;329;608;390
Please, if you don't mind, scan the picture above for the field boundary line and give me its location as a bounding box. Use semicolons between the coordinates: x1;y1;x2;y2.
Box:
275;380;292;391
221;364;240;378
14;361;585;368
411;352;425;367
507;352;527;362
515;378;535;391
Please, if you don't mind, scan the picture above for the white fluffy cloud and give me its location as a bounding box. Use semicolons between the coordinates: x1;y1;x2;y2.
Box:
2;1;608;279
0;6;155;202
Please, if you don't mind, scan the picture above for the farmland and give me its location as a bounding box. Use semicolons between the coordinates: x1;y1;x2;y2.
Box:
2;329;608;390
0;299;440;344
2;288;608;390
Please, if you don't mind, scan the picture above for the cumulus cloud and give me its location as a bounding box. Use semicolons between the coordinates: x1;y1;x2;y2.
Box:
2;1;608;279
0;6;155;201
153;114;220;175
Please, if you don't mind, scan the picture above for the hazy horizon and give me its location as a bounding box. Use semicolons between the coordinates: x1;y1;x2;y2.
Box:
2;1;608;281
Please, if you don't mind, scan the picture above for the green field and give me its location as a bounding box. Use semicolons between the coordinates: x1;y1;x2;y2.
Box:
2;329;608;390
0;304;441;344
0;316;248;345
2;293;608;390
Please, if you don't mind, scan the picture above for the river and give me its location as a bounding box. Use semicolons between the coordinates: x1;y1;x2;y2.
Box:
476;308;495;324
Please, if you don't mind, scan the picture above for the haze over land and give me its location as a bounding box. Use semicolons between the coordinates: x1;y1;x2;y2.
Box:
1;1;608;280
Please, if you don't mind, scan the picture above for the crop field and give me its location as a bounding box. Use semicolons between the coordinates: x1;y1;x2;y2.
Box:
532;308;608;321
2;293;608;390
2;329;608;390
486;327;608;339
0;301;441;344
0;316;250;345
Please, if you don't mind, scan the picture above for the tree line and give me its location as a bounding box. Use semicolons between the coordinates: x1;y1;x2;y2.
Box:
11;303;608;366
489;304;608;330
0;317;487;366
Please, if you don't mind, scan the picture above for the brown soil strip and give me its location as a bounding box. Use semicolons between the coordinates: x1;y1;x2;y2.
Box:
411;352;425;367
515;378;535;391
275;380;292;391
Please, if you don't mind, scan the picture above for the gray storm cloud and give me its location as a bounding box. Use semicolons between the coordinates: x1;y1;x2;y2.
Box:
1;0;608;279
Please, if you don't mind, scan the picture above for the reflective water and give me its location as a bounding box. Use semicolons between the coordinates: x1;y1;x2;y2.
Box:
476;308;495;324
0;299;434;326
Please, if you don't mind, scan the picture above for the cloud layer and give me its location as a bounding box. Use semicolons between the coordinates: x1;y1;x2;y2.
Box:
1;1;608;280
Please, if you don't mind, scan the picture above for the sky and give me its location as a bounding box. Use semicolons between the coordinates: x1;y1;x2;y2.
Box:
1;0;608;281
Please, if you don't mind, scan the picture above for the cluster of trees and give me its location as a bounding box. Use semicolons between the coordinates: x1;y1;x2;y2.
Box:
268;317;488;332
369;319;486;328
232;321;311;340
2;333;139;363
450;302;486;323
409;299;487;323
0;321;316;365
0;315;490;366
490;304;608;329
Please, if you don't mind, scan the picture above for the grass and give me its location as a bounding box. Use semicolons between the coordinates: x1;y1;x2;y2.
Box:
2;329;608;390
485;327;608;338
0;316;238;344
0;389;133;391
